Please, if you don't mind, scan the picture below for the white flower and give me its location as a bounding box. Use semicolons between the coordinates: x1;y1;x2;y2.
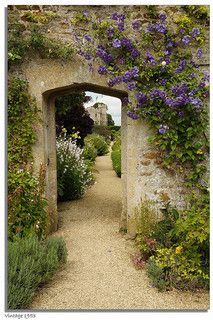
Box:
161;61;166;66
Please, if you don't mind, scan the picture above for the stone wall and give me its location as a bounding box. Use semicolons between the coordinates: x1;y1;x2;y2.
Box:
9;5;210;234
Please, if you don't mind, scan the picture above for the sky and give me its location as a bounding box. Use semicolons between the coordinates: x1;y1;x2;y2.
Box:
84;91;121;125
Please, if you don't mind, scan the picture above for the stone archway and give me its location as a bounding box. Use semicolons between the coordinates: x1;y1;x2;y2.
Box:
22;57;142;233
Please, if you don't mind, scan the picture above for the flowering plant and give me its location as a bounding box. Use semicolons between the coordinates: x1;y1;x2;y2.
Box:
56;135;93;201
76;6;209;186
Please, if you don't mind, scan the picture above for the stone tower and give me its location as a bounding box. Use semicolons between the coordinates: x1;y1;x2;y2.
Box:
87;102;108;126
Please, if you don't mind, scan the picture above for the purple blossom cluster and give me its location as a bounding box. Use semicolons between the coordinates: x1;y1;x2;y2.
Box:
148;23;167;34
165;95;190;107
118;21;125;32
161;79;167;86
127;111;139;120
131;48;140;59
122;96;129;106
190;28;200;37
120;36;133;51
111;12;125;32
132;20;141;30
108;76;123;87
159;125;168;134
84;34;92;42
159;12;167;21
146;51;156;65
172;83;188;96
182;35;191;45
175;59;187;74
149;89;166;100
197;48;203;59
96;47;113;64
136;92;148;107
123;66;139;82
112;39;121;48
128;81;137;90
107;27;115;38
190;98;203;108
98;65;107;75
111;12;125;21
188;88;197;96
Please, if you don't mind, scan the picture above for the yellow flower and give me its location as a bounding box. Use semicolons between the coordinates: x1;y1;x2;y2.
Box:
175;246;183;254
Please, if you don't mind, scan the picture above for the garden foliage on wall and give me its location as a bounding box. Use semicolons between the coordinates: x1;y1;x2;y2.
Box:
76;5;209;188
8;8;74;68
8;78;48;241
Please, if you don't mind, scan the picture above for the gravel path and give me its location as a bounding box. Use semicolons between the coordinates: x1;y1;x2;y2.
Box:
31;154;209;311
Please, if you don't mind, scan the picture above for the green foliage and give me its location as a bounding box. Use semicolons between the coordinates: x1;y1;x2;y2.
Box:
8;235;67;309
55;93;94;147
8;10;74;67
151;203;179;247
107;113;115;126
22;10;58;24
182;5;210;25
56;137;93;201
146;191;209;291
146;258;169;292
145;5;158;19
8;78;48;241
111;132;121;177
84;134;109;156
83;140;98;163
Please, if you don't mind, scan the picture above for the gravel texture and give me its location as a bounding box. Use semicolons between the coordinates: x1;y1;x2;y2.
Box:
30;154;209;311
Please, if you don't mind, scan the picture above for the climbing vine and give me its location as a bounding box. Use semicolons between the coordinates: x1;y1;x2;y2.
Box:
8;78;48;241
75;6;209;188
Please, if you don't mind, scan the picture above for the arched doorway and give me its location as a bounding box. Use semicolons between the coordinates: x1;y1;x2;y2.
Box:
22;57;144;235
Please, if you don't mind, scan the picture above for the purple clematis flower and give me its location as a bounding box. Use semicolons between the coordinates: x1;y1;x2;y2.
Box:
159;12;167;21
112;39;122;48
182;35;191;45
98;66;107;75
159;125;168;134
197;48;203;59
132;20;141;30
127;111;140;120
190;28;200;37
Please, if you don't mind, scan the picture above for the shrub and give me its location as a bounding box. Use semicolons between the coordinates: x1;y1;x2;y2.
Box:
83;141;97;163
111;131;121;177
111;148;121;177
146;191;210;291
8;235;67;309
146;258;170;292
56;137;93;201
84;134;109;156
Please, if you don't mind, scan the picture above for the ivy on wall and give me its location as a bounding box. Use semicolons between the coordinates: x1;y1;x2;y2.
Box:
8;78;48;241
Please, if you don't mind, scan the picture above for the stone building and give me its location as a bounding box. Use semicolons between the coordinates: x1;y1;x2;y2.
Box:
87;103;108;126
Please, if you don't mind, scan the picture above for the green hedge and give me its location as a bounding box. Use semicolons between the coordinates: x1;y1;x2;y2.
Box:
8;235;67;309
111;132;121;177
